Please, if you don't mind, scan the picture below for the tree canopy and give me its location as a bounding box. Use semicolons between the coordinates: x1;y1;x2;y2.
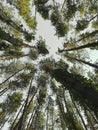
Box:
0;0;98;130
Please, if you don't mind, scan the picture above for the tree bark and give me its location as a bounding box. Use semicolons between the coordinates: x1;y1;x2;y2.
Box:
88;14;98;23
64;54;98;69
75;30;98;43
59;41;98;52
70;93;88;130
0;68;24;86
0;54;29;60
14;76;34;130
11;103;25;130
61;0;67;13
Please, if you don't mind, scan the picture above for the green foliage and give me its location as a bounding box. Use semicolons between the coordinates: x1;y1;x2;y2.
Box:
50;11;59;26
0;27;9;40
78;3;86;16
26;16;37;29
16;0;37;29
56;59;69;70
24;32;35;42
51;11;68;37
26;63;36;72
34;0;48;5
55;22;68;37
14;71;33;89
4;92;23;113
37;38;49;55
29;49;39;60
37;73;48;87
34;111;46;129
37;5;51;19
76;20;88;32
0;40;10;50
4;46;23;55
74;119;84;130
38;89;47;104
63;4;77;21
88;4;98;14
40;58;55;73
17;0;30;19
92;20;98;29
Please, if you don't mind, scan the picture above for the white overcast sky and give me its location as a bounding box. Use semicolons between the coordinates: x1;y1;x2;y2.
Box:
36;13;98;63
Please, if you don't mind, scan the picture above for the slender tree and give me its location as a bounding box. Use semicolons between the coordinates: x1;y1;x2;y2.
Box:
59;41;98;52
64;54;98;69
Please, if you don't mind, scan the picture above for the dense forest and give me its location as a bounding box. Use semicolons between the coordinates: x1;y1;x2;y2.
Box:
0;0;98;130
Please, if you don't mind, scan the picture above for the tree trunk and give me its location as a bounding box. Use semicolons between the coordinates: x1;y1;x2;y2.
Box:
11;103;25;130
85;104;98;125
52;84;66;129
84;108;96;130
61;0;67;13
70;92;88;130
64;54;98;69
0;54;29;60
0;27;35;48
63;90;78;130
0;68;24;86
14;76;34;130
88;14;98;23
29;104;40;130
0;8;32;39
59;41;98;52
0;117;10;130
46;105;49;130
73;30;98;44
26;106;37;130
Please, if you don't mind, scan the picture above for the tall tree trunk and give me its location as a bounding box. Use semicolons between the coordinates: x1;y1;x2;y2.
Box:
52;84;67;129
61;0;67;13
52;0;55;8
29;104;40;130
14;76;34;130
11;103;25;130
56;96;67;130
85;104;98;124
73;30;98;44
0;6;32;38
64;54;98;69
0;27;35;48
0;79;20;96
0;68;24;86
84;107;96;130
0;54;29;60
59;41;98;52
0;112;7;122
0;117;10;130
26;106;37;130
63;90;78;130
88;14;98;23
70;92;88;130
46;105;49;130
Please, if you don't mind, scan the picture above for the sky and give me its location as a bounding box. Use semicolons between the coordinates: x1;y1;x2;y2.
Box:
36;13;98;63
36;13;64;60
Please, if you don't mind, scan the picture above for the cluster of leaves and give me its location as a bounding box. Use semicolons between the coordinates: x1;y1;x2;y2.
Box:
37;37;49;55
16;0;37;29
